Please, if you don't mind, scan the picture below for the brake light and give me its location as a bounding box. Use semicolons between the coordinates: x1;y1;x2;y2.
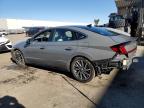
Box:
119;45;127;54
111;44;127;55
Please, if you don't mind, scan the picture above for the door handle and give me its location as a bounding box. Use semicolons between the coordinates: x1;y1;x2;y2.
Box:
65;47;72;51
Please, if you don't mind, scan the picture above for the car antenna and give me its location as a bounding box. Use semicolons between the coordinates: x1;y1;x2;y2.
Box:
87;24;92;27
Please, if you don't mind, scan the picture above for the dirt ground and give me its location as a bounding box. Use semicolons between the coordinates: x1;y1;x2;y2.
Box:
0;34;144;108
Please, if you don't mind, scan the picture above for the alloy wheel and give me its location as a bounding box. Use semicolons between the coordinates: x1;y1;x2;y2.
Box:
14;50;26;68
71;57;95;83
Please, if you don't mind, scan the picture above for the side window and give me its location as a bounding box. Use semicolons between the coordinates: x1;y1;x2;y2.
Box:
52;29;76;42
76;32;86;40
33;30;52;42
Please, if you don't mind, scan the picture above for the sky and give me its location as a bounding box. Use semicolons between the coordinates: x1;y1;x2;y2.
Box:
0;0;117;24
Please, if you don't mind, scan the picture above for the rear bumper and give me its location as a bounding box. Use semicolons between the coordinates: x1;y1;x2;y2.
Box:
108;60;123;68
92;57;132;72
109;59;132;70
93;59;122;70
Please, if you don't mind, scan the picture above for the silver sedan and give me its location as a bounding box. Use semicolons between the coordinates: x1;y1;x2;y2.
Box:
11;26;137;82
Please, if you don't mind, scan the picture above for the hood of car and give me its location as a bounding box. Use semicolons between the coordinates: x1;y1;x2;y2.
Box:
13;39;27;49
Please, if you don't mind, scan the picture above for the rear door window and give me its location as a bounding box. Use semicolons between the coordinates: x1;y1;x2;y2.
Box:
76;32;87;40
52;29;77;42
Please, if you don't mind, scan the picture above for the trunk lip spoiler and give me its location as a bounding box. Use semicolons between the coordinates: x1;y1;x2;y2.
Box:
127;46;137;54
111;41;131;48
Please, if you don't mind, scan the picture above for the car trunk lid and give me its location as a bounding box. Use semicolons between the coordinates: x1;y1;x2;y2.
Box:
110;35;137;58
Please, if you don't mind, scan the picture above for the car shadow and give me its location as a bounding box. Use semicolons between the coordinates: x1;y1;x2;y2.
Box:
18;64;114;81
0;51;10;54
2;63;75;81
95;56;144;108
28;64;75;80
0;95;25;108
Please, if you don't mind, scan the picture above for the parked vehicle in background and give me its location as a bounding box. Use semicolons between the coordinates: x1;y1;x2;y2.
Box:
108;13;125;28
11;25;137;83
8;29;26;34
25;27;45;37
0;34;12;52
0;31;8;35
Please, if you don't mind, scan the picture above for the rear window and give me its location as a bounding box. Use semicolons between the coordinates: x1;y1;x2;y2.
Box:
76;32;87;40
77;26;119;36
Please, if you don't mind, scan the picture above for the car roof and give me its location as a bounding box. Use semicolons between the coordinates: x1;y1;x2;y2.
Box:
47;25;107;31
51;25;95;29
45;25;96;34
42;25;122;37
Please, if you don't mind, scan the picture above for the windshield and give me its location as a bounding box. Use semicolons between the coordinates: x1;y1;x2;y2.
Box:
77;26;119;36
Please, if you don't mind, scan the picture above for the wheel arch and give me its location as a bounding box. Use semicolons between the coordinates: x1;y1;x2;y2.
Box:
68;55;95;72
69;55;96;82
12;48;27;64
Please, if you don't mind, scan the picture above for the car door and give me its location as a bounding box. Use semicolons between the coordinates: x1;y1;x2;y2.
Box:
24;29;53;65
44;28;78;68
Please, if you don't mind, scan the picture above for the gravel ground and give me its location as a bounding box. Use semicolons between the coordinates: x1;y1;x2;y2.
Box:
0;34;144;108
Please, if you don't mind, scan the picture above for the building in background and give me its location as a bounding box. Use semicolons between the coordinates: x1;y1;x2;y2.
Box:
115;0;142;16
0;19;88;30
115;0;144;36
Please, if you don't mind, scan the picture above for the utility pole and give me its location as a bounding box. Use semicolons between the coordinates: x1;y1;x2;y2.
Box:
142;0;144;32
140;0;144;31
137;0;144;43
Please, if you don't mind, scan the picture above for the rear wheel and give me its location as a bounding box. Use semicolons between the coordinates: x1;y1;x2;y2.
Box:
14;50;26;68
71;57;95;83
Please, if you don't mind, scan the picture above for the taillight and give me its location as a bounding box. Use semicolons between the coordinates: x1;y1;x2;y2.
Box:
110;44;128;55
119;45;127;54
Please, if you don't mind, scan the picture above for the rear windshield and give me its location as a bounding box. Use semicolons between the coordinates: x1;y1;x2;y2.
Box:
77;26;119;36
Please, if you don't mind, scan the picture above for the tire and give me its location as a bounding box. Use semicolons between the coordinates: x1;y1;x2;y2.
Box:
70;57;95;83
14;50;26;68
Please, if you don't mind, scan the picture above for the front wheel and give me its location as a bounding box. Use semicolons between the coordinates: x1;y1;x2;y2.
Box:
70;57;95;83
14;50;26;68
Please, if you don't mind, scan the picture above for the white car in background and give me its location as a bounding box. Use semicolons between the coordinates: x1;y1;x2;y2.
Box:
0;31;8;35
0;34;12;52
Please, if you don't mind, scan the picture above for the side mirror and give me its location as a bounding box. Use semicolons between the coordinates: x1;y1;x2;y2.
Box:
25;38;32;47
26;38;31;44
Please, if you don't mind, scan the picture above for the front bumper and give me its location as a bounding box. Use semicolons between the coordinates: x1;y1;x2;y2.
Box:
0;44;9;52
0;42;12;52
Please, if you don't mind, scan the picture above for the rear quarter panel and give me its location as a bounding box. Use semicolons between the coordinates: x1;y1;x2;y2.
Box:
76;32;116;61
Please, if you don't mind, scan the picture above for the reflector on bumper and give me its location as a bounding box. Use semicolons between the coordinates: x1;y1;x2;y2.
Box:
123;59;128;66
